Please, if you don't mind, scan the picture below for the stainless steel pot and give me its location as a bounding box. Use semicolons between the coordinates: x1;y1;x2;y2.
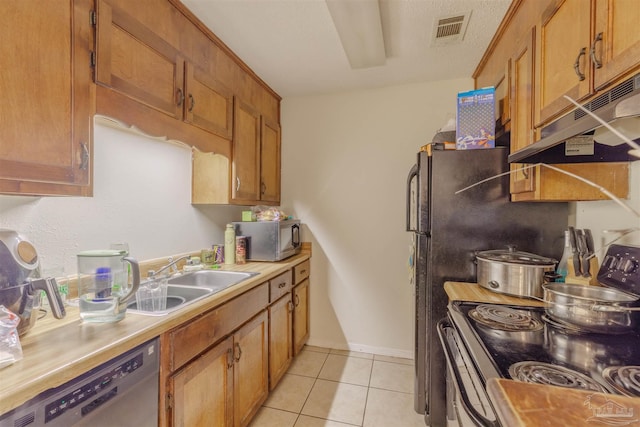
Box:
476;247;557;298
542;283;640;334
0;229;66;335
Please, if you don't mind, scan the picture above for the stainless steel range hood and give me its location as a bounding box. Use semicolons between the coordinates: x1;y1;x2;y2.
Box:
509;73;640;164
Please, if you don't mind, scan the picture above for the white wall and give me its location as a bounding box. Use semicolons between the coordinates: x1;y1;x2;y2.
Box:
0;118;243;277
575;161;640;252
280;78;473;358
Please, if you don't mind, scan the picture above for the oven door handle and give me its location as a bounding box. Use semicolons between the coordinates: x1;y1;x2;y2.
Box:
437;318;501;427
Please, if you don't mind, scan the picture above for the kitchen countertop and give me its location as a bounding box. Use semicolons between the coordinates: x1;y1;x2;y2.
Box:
445;281;640;426
444;281;544;306
487;378;640;426
0;251;310;415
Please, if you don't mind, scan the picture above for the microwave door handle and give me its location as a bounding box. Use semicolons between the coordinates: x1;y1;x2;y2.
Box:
292;224;300;247
406;163;418;232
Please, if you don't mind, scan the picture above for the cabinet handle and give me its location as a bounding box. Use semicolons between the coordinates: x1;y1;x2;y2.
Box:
234;343;242;362
79;142;89;171
294;294;300;307
188;94;195;112
278;282;286;288
236;177;241;192
226;347;234;369
176;88;184;106
590;32;603;69
287;301;294;312
573;47;586;81
300;269;307;275
261;181;266;195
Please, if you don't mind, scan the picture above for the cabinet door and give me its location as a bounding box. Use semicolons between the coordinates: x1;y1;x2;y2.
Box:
232;99;261;203
536;0;591;125
170;336;233;427
233;311;269;427
293;279;310;356
593;0;640;90
260;117;281;204
510;29;536;196
96;0;185;119
268;294;293;390
0;0;92;196
185;63;234;140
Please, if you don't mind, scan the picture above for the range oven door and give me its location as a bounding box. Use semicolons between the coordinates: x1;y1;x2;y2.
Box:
437;318;500;427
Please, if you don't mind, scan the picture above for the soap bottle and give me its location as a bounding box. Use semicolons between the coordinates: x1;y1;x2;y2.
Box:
555;230;571;282
224;224;236;265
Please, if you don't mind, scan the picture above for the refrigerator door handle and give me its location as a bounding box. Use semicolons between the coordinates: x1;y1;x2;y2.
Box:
406;163;418;232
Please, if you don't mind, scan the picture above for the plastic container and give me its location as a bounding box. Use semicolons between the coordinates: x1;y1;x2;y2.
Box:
224;224;236;265
135;278;168;312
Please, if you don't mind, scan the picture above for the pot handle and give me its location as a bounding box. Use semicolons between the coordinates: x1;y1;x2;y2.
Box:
118;257;141;305
530;295;640;313
32;277;66;319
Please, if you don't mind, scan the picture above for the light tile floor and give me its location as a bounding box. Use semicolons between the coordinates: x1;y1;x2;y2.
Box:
249;346;426;427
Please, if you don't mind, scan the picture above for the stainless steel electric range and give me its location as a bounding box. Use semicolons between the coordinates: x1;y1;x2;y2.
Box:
438;244;640;427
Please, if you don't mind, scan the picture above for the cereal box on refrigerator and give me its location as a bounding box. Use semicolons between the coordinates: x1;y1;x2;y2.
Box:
456;87;495;149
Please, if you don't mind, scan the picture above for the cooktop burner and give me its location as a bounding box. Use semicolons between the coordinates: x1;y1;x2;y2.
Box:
509;361;610;393
469;304;543;332
602;366;640;397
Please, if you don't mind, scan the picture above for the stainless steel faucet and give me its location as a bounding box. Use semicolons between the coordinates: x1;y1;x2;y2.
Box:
147;255;191;278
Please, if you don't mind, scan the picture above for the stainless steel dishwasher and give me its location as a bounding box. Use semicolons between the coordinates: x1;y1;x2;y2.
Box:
0;337;159;427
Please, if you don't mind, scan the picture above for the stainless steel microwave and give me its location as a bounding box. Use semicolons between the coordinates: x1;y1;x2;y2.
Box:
231;219;301;261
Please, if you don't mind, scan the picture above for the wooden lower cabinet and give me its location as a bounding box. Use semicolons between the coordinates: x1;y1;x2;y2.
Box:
167;311;268;427
268;294;293;390
293;279;310;356
170;336;233;427
233;311;269;427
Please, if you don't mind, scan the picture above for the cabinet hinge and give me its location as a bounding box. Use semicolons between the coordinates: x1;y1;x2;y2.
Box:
90;51;96;68
166;392;173;409
90;10;97;27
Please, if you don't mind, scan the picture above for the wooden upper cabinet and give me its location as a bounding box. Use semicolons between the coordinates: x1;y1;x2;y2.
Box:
260;118;282;204
510;28;536;196
0;0;93;196
185;63;234;139
592;0;640;91
535;0;592;126
233;99;262;203
96;0;185;119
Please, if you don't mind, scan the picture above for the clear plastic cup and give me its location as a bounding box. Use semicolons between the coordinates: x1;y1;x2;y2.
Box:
135;278;168;312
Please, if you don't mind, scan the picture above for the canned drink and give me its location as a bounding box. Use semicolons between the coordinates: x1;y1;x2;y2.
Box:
236;236;247;264
212;244;224;264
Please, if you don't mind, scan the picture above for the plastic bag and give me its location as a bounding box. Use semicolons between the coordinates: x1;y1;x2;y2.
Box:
0;305;23;369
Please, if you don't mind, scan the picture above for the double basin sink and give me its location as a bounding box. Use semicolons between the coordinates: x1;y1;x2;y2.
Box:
128;270;259;316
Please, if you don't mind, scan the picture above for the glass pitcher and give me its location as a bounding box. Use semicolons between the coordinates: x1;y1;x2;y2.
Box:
77;250;140;322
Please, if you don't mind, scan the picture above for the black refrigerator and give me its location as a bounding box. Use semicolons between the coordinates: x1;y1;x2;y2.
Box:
406;145;568;426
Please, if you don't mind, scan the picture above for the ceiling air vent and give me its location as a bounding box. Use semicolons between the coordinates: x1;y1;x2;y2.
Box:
431;12;471;46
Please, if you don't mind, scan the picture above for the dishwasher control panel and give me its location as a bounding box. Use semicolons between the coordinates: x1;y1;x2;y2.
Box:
0;338;159;427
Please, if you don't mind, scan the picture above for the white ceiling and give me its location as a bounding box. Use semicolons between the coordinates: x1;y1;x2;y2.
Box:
181;0;511;98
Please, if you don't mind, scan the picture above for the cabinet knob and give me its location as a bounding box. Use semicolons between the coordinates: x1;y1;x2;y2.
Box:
226;347;234;369
573;47;587;81
234;343;242;362
176;88;184;106
590;32;603;69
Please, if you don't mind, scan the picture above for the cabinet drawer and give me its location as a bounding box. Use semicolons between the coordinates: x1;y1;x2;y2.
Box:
294;260;310;285
269;270;292;302
167;282;269;371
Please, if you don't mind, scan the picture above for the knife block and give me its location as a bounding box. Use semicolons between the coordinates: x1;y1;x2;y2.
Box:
564;255;599;286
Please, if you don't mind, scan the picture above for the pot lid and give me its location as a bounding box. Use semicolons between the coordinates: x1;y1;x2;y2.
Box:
477;247;557;266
